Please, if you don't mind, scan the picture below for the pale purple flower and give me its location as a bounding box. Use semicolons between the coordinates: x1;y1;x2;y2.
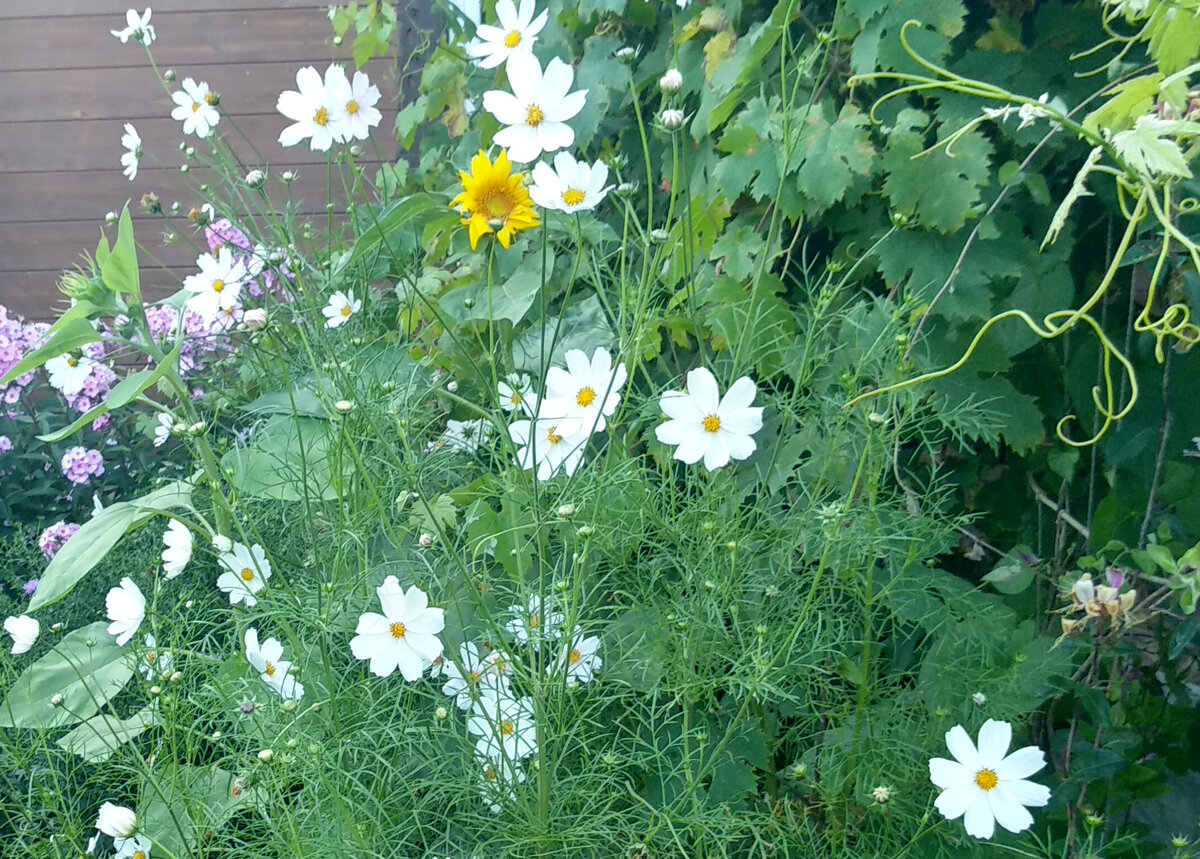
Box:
22;579;38;596
38;521;80;560
61;446;105;485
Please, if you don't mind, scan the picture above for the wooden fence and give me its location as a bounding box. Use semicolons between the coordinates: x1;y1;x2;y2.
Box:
0;0;405;320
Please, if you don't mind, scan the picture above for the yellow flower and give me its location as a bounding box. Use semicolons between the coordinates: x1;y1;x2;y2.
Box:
450;150;540;250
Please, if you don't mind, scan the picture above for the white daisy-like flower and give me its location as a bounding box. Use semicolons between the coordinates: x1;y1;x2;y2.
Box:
45;353;96;397
4;614;39;655
139;633;173;681
497;372;535;414
441;642;510;710
468;693;538;761
508;407;590;480
277;65;350;152
120;124;142;181
542;347;627;434
654;367;764;471
466;0;548;69
349;576;445;681
105;577;146;647
929;719;1052;840
215;542;272;608
244;628;305;701
482;53;587;163
322;289;361;328
530;152;612;213
211;302;243;332
437;418;491;454
550;627;601;684
504;594;564;649
152;412;175;447
183;247;248;324
479;754;526;813
95;802;138;840
333;70;382;142
111;8;155;46
114;833;152;859
161;519;193;579
170;78;220;138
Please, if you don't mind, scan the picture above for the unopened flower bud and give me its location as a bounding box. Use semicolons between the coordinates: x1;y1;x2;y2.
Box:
213;534;233;554
659;68;683;93
660;109;685;130
243;308;268;330
50;693;64;708
184;600;194;609
104;211;118;226
972;691;987;707
435;705;449;721
462;297;476;309
334;399;355;414
211;730;222;740
149;685;162;697
332;34;344;46
163;68;176;82
349;144;363;157
244;169;266;188
418;533;434;548
872;785;892;804
615;181;638;198
281;170;297;184
169;671;183;684
867;411;887;427
285;737;299;749
577;525;594;537
558;504;576;519
889;210;910;228
187;421;205;435
280;698;299;713
257;748;274;762
792;763;808;780
615;46;636;64
179;163;190;174
649;228;669;243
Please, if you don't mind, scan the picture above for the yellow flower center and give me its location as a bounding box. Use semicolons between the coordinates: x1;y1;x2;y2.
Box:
390;622;407;639
212;279;225;294
504;29;522;48
264;661;276;677
510;391;523;405
204;92;217;105
191;102;201;113
546;426;564;445
468;670;481;685
240;567;255;582
569;648;582;665
346;99;360;115
975;769;998;791
484;764;498;782
66;357;78;367
562;188;586;207
146;651;156;663
133;852;147;859
525;104;544;126
576;387;596;407
340;304;352;317
314;107;329;126
499;719;516;737
702;414;721;433
528;615;540;629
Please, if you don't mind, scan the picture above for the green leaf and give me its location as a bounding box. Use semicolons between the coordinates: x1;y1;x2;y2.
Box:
0;317;100;386
983;549;1036;594
512;293;614;374
0;622;135;730
1082;74;1162;137
410;494;459;534
792;104;876;213
57;706;160;763
441;249;552;325
335;194;441;278
223;415;341;502
28;482;193;611
141;765;265;859
101;205;141;300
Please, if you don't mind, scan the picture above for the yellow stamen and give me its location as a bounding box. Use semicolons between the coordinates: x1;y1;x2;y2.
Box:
264;661;276;677
346;99;360;115
212;279;225;294
191;102;201;113
562;188;586;207
702;414;721;433
504;30;522;48
576;387;596;407
390;622;407;639
340;304;352;317
240;567;255;582
499;719;516;737
975;769;998;791
525;104;544;126
546;426;563;445
314;107;329;126
569;649;582;665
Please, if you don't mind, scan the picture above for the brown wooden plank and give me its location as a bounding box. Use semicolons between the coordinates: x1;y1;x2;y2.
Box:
0;9;353;73
0;167;391;224
0;59;399;123
0;1;325;20
0;112;401;174
0;221;200;274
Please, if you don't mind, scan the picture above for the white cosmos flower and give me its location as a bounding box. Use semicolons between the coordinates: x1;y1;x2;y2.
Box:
349;576;445;681
479;754;526;813
498;372;535;414
542;346;627;433
334;70;383;142
929;719;1052;840
183;247;248;324
442;641;511;710
277;65;350;152
482;53;587;163
504;594;564;649
114;833;153;859
105;577;146;647
111;8;155;46
95;802;138;839
139;633;172;681
436;418;491;454
468;693;538;761
216;542;272;608
152;412;175;447
322;289;361;328
4;615;39;655
161;519;193;579
45;353;96;397
466;0;548;69
530;152;611;213
170;78;220;138
550;627;601;684
244;628;304;701
655;367;764;471
120;124;142;181
508;407;590;480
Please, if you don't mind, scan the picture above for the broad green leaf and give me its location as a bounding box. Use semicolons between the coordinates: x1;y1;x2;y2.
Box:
335;194;441;278
0;622;135;730
0;317;100;386
57;706;161;763
440;249;552;324
512;293;614;374
792;104;876;213
223;415;341;502
410;494;459;534
1081;74;1162;136
141;765;265;858
1110;116;1194;180
101;205;141;300
29;482;193;611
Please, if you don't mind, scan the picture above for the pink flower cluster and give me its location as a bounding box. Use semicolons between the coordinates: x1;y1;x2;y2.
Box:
38;520;81;560
60;446;104;485
0;305;50;408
